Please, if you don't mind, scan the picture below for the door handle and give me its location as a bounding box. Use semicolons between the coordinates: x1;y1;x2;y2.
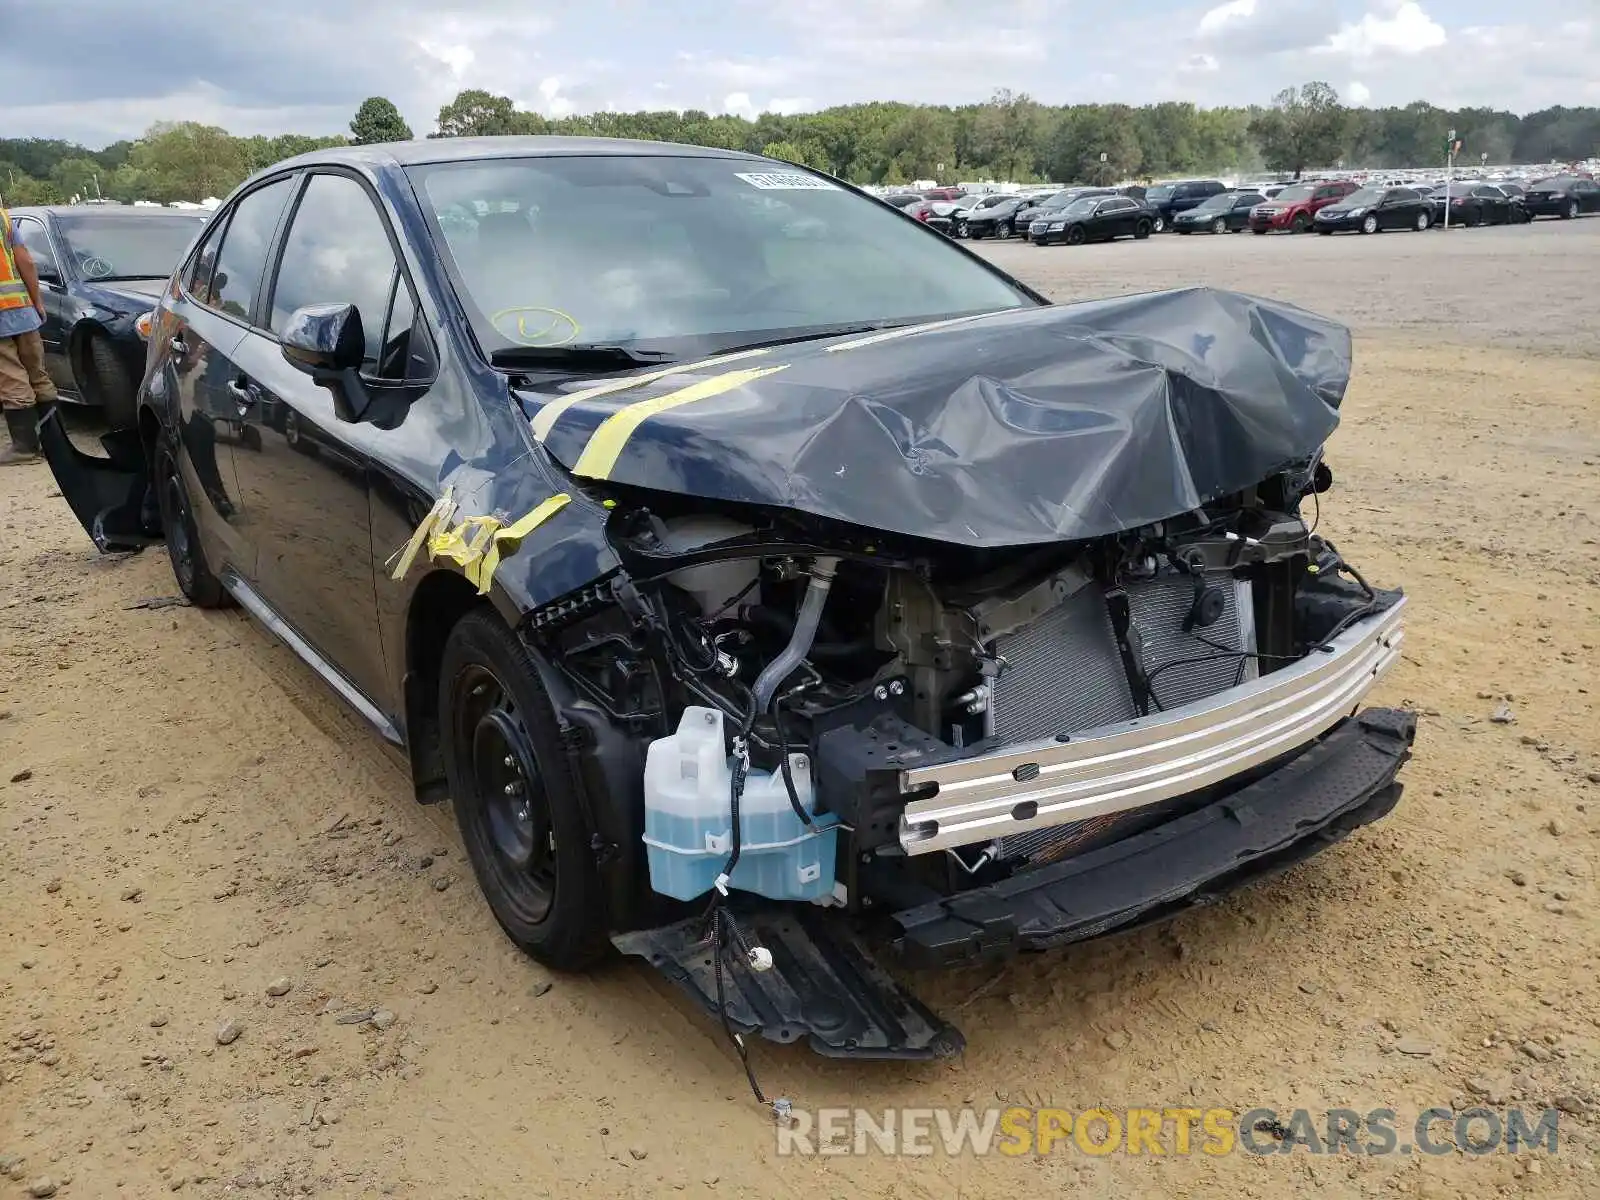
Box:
226;379;256;406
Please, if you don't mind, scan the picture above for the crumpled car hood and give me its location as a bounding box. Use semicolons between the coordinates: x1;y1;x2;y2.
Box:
522;286;1351;548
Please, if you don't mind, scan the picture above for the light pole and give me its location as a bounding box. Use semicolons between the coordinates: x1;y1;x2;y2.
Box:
1099;151;1108;186
1443;129;1456;231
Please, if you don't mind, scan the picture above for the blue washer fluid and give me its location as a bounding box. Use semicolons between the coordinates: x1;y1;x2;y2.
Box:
642;706;839;903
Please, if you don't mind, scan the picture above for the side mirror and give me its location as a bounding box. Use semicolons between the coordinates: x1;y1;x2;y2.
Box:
280;303;371;423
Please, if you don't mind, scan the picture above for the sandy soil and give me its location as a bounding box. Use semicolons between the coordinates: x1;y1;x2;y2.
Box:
3;218;1599;1199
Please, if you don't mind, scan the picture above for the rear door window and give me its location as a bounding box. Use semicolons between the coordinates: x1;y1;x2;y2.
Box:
203;178;294;322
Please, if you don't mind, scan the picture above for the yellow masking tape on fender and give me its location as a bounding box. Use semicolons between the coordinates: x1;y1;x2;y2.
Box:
472;493;572;595
530;347;774;442
388;490;572;596
571;365;790;480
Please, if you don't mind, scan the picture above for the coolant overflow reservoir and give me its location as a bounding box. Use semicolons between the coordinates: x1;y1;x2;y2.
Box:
642;707;839;903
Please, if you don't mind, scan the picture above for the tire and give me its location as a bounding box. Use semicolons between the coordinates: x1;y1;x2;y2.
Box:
1291;213;1311;233
87;335;138;431
1566;199;1580;220
1211;218;1227;235
1252;227;1267;235
1134;220;1151;240
1152;215;1166;233
1414;211;1430;232
1317;229;1333;235
995;221;1013;240
1065;225;1086;246
1361;214;1379;234
153;446;231;609
441;608;610;971
955;221;967;238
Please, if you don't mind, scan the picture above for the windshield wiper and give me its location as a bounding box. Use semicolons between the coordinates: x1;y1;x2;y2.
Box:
712;321;921;356
489;344;677;371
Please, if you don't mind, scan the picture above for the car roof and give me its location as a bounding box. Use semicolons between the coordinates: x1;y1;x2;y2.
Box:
272;135;768;173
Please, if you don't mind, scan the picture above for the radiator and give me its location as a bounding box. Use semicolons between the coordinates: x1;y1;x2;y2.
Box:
987;570;1255;863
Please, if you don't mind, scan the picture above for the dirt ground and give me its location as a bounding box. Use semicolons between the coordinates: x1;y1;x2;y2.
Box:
3;219;1599;1199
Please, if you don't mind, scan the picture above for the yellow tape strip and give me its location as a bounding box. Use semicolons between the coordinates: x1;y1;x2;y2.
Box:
387;491;573;596
530;347;774;442
387;488;454;581
570;365;789;481
472;493;572;596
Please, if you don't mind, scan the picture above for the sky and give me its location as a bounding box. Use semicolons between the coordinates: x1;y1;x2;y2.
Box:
6;1;1597;148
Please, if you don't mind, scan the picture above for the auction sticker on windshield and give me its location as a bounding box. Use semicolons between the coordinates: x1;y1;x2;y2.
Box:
734;171;837;190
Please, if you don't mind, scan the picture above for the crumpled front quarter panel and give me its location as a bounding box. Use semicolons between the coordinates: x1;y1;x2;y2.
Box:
527;287;1351;547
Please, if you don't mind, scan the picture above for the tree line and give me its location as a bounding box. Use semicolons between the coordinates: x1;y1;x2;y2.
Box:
4;86;1597;207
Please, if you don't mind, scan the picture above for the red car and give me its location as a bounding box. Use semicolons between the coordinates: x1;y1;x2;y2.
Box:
922;187;966;202
1248;180;1358;234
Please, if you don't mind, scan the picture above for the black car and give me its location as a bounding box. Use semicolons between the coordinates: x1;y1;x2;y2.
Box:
1520;176;1600;219
1027;194;1154;245
948;192;1011;237
1143;179;1228;232
961;195;1027;239
1171;191;1265;234
1430;182;1521;227
1314;186;1433;234
7;205;210;427
1014;188;1126;240
40;138;1413;1074
1030;193;1158;244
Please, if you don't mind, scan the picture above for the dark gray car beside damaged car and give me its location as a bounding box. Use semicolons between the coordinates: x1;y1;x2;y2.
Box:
41;138;1416;1076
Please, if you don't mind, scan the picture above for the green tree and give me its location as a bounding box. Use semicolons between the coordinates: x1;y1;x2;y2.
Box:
126;122;252;201
973;89;1038;181
350;96;414;145
1248;82;1351;178
434;89;545;138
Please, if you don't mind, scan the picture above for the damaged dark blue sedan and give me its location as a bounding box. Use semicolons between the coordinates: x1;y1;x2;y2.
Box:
42;138;1415;1083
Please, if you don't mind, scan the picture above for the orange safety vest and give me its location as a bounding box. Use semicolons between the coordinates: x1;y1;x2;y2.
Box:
0;210;33;312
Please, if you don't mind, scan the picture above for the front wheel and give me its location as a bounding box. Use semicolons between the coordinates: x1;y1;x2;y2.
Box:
1134;219;1152;240
153;447;231;609
441;609;610;970
87;335;138;431
1065;225;1087;246
1566;199;1580;220
1292;213;1311;233
995;221;1013;240
1414;211;1431;231
1317;229;1333;235
1361;214;1379;234
1211;218;1227;235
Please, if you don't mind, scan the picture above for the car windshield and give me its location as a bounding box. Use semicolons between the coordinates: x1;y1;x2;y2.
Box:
1191;193;1236;212
53;212;210;280
411;156;1034;356
1528;178;1571;192
1145;186;1174;201
1274;185;1314;203
1059;197;1100;216
1342;188;1385;207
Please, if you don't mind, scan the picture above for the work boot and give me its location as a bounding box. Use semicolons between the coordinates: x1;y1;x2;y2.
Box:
0;406;41;465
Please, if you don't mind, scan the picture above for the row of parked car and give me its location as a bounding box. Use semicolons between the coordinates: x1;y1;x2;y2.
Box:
879;173;1600;247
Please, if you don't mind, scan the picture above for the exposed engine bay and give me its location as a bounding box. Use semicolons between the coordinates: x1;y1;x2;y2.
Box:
527;448;1402;929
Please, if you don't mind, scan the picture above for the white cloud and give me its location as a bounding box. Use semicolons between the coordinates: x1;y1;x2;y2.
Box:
1321;2;1447;57
723;92;758;120
1348;80;1372;104
1197;0;1257;38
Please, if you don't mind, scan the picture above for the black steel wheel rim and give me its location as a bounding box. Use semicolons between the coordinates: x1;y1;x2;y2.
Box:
453;663;555;924
158;459;196;592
